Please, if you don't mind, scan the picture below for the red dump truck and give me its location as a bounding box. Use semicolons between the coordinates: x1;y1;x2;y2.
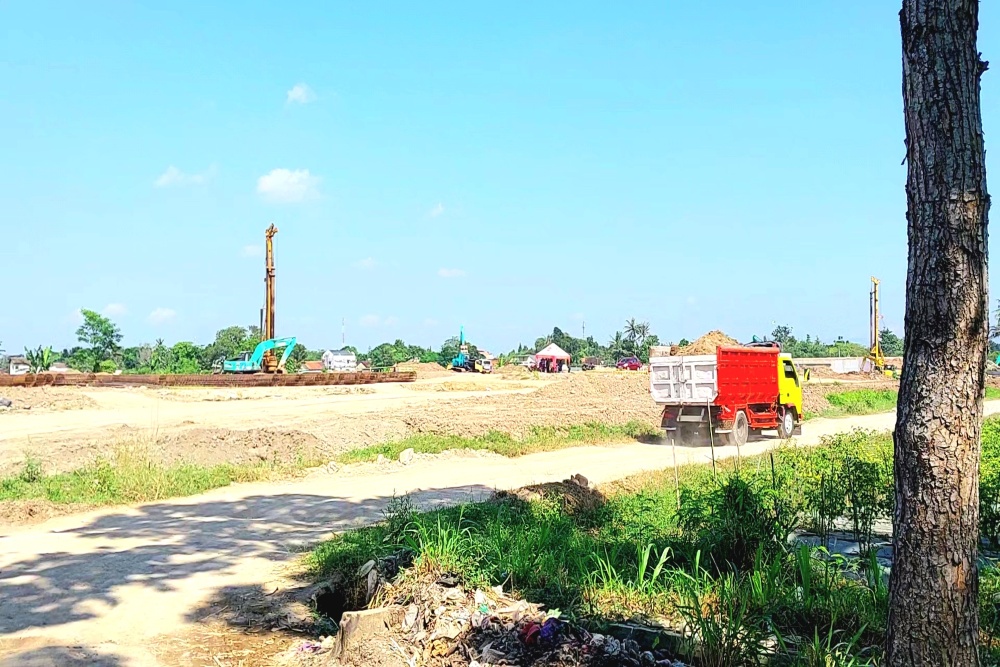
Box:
648;345;804;446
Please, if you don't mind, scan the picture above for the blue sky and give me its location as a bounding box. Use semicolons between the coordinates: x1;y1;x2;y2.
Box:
1;1;997;354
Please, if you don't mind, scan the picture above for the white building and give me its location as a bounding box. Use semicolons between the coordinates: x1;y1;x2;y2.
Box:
8;356;29;376
321;348;358;372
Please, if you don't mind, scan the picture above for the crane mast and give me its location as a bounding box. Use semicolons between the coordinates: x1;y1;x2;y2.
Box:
264;223;278;341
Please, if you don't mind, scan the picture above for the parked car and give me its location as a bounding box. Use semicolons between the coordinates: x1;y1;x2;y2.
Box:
616;356;642;371
581;356;603;371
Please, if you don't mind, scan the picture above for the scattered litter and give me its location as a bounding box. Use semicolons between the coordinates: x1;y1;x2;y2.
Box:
399;448;415;465
324;564;691;667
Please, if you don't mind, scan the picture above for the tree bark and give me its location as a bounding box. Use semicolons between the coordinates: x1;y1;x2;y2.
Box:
889;1;989;665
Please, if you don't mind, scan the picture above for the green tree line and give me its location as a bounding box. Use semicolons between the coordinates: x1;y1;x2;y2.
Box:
2;311;909;376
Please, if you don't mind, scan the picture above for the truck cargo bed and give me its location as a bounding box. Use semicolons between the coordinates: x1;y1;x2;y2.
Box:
649;347;780;406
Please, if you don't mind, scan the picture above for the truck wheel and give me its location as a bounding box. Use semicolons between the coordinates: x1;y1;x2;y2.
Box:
727;411;749;448
778;408;796;439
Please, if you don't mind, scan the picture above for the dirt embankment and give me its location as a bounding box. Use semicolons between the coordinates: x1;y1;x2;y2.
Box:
0;387;97;412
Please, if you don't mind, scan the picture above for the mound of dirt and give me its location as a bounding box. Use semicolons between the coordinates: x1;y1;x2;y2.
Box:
498;364;532;378
394;361;452;378
155;428;327;468
497;476;604;515
0;387;97;412
676;330;742;355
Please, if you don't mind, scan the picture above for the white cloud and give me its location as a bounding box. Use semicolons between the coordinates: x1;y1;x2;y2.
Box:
154;165;216;188
571;312;585;321
423;318;439;327
286;83;316;105
102;303;127;317
384;316;399;326
437;268;466;279
359;314;381;327
428;202;445;218
686;296;698;305
147;307;176;325
256;168;320;203
68;309;84;326
242;244;263;258
353;257;377;270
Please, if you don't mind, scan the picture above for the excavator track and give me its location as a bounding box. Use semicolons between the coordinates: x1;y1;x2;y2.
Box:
0;371;416;388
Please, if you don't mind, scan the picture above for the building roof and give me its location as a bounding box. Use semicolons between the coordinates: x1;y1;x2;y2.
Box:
8;356;28;364
302;360;325;371
325;348;357;356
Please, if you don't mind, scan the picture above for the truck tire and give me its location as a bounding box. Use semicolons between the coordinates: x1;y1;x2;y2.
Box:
727;411;749;448
778;408;796;439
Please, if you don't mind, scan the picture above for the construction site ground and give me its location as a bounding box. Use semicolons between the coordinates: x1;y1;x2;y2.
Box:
4;403;1000;667
0;368;899;479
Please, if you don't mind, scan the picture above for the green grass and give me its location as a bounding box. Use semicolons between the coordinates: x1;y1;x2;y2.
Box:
310;418;1000;663
336;420;660;464
813;386;1000;420
0;446;320;506
820;389;899;418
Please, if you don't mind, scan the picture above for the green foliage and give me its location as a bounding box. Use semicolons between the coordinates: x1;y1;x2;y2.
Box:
75;309;123;372
24;345;54;373
823;389;898;417
770;325;872;358
365;339;439;369
878;328;904;357
678;474;795;572
0;445;321;505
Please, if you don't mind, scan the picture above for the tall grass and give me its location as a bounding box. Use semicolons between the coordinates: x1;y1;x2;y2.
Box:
822;389;899;417
337;420;659;464
310;417;1000;662
0;445;318;505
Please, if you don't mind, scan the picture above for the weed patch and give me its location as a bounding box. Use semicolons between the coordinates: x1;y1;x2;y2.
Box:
0;445;319;506
337;420;659;464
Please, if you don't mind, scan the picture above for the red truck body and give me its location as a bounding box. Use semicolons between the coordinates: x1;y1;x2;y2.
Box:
649;346;801;445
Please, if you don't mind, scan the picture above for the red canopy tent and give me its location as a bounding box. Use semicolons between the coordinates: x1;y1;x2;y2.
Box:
535;343;571;372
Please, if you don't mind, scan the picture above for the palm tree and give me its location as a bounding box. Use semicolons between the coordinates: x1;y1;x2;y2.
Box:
624;318;640;344
608;331;627;360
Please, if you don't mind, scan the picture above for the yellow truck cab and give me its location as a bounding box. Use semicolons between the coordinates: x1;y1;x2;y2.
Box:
777;353;804;430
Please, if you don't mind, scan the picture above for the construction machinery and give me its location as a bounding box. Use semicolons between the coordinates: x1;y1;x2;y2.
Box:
223;337;298;373
450;326;491;372
867;277;897;377
222;223;297;374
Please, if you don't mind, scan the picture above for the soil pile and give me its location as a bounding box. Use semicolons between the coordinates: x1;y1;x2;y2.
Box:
676;330;742;355
396;361;452;378
0;387;97;412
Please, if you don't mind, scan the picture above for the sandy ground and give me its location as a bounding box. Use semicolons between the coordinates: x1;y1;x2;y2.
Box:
3;401;998;666
0;371;898;478
0;373;556;475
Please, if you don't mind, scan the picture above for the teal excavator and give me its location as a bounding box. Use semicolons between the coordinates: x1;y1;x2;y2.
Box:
450;326;492;373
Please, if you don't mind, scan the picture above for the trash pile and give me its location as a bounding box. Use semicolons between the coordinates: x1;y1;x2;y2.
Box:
320;571;690;667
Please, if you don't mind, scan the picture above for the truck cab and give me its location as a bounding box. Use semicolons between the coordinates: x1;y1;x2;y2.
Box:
777;353;804;432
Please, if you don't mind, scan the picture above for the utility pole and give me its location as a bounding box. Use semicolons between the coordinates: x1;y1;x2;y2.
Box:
342;317;346;348
582;321;586;338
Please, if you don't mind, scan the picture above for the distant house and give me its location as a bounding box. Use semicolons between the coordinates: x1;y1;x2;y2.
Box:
300;360;325;373
8;356;29;376
321;348;358;372
49;362;70;373
356;360;371;372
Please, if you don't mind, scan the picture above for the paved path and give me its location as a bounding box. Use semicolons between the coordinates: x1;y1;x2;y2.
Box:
2;404;997;666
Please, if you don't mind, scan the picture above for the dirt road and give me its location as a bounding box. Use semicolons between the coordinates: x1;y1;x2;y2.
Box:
3;404;996;666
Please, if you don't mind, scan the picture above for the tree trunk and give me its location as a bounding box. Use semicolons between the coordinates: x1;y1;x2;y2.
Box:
888;1;989;665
